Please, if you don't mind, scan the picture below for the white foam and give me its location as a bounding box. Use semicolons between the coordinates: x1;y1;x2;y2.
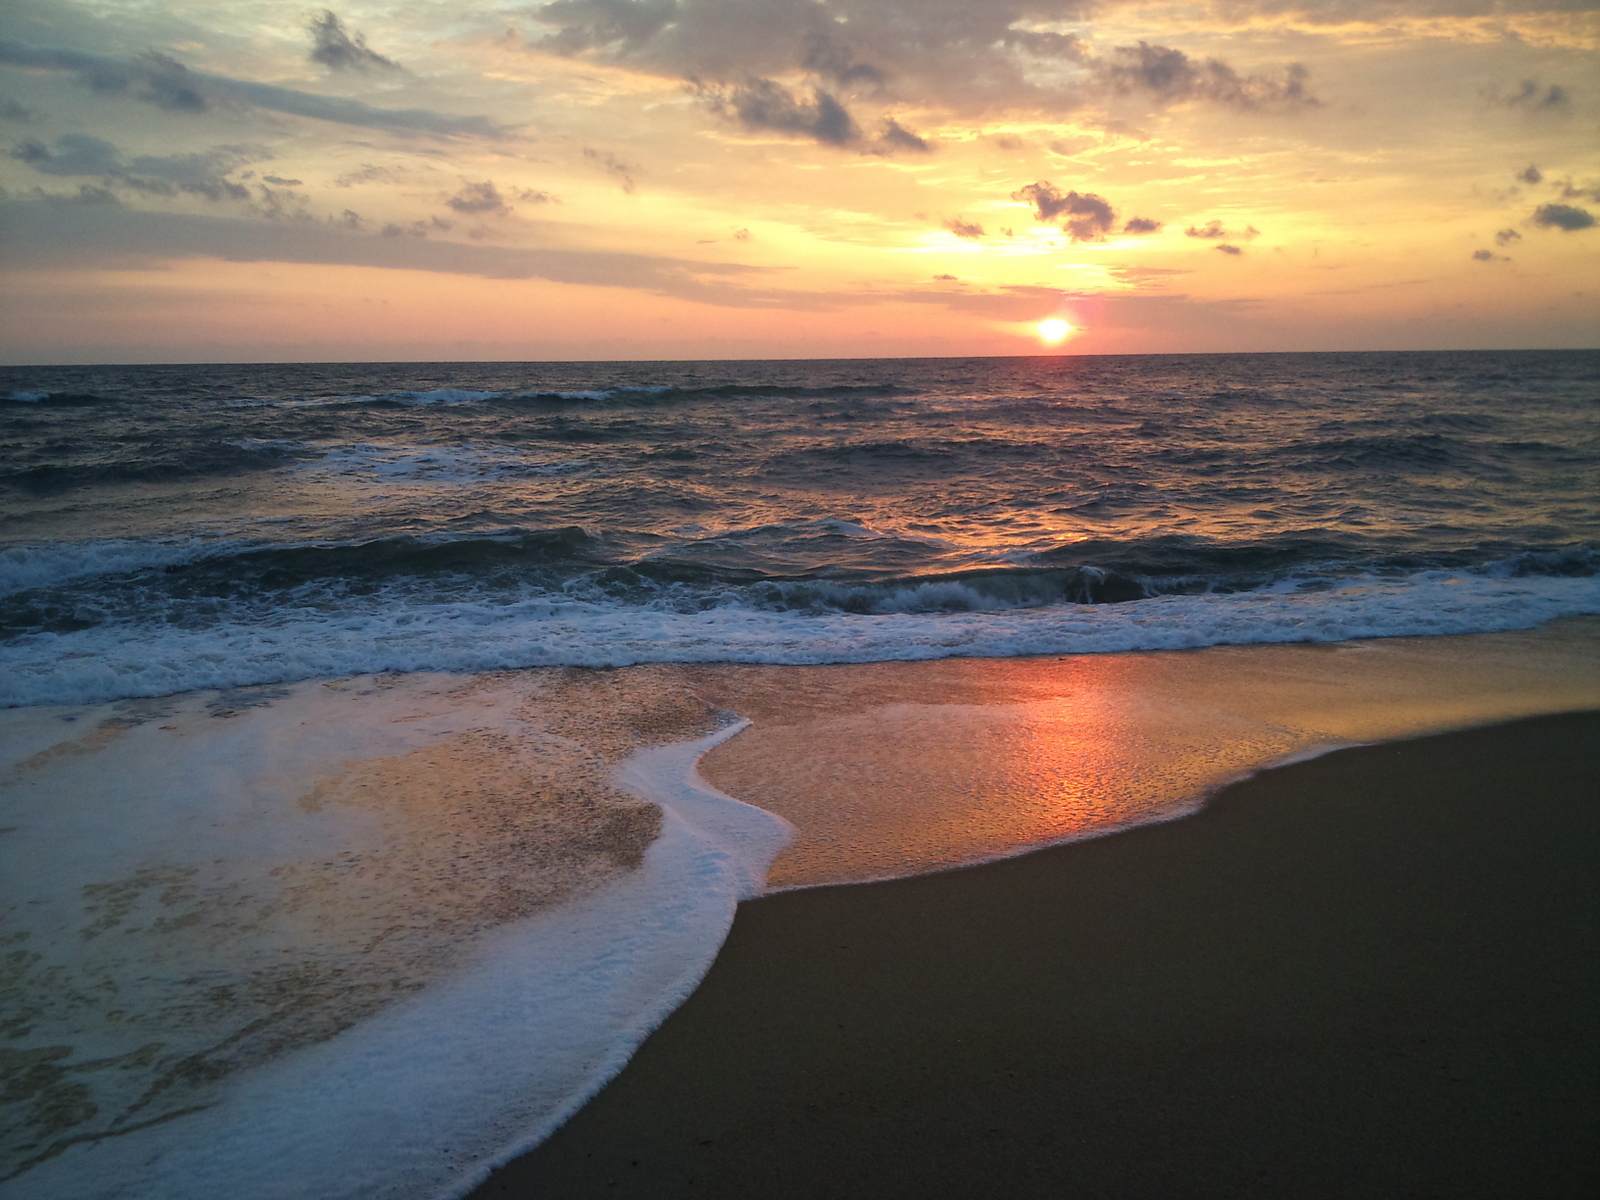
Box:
5;390;47;402
4;567;1599;708
3;712;791;1200
390;389;502;405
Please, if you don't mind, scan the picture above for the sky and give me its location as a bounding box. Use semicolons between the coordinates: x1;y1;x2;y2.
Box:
0;0;1595;363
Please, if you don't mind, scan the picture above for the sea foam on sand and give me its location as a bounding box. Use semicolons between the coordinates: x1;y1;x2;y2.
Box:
2;619;1598;1198
0;673;789;1200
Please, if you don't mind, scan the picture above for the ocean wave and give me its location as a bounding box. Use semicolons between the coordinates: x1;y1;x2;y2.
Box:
4;566;1598;707
0;537;255;597
0;441;291;492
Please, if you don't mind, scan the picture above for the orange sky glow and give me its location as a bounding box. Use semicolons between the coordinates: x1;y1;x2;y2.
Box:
0;1;1596;363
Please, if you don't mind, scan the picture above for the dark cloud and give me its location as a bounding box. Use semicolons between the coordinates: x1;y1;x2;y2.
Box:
1556;178;1600;203
943;217;984;239
0;42;209;111
447;180;512;215
14;180;124;207
879;116;929;153
1471;249;1508;262
699;77;861;146
1215;243;1243;255
9;133;252;200
0;40;507;137
1533;203;1595;231
1012;181;1116;241
932;273;958;281
308;11;402;73
583;147;636;193
1102;42;1317;110
445;180;550;215
1123;216;1162;234
262;175;302;186
733;227;750;240
1186;220;1259;240
535;0;678;56
380;215;455;238
1;97;37;121
1485;79;1570;110
802;30;886;88
1517;164;1542;185
0;198;770;307
527;0;1306;124
1495;228;1521;246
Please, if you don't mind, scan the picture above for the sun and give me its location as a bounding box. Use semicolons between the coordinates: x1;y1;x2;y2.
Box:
1036;318;1072;344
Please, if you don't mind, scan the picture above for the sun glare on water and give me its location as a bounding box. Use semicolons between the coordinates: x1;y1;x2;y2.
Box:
1037;319;1072;344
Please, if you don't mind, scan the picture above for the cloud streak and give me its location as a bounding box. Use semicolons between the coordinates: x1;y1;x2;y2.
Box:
0;40;508;137
0;198;773;305
10;133;253;200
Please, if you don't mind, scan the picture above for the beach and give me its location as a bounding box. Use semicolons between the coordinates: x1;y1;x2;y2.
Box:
2;352;1597;1198
472;707;1600;1199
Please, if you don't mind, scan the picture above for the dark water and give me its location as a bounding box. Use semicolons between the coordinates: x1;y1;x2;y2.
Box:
2;351;1597;705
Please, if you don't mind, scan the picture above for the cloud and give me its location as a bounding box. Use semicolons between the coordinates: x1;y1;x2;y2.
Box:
943;217;984;239
1123;216;1162;234
380;215;454;238
1517;164;1542;185
445;180;551;215
1495;228;1521;246
1012;181;1116;241
535;0;678;57
1472;249;1509;262
1101;42;1317;110
262;175;302;187
1485;79;1571;110
0;40;507;137
1215;243;1243;255
698;77;860;146
10;132;252;200
1;96;37;121
878;116;929;153
802;28;887;88
526;0;1314;124
446;180;512;215
307;11;402;73
1186;220;1259;240
0;198;771;307
1533;203;1595;231
583;147;636;193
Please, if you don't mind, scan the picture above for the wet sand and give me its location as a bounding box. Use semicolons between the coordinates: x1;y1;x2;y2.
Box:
471;709;1600;1199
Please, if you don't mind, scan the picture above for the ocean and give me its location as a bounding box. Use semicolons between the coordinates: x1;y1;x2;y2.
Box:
2;350;1598;1199
3;350;1598;703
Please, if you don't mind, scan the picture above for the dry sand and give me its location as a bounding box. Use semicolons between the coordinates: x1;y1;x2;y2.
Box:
471;709;1600;1199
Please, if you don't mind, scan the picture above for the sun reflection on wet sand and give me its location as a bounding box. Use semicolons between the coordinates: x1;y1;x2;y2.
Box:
686;617;1600;889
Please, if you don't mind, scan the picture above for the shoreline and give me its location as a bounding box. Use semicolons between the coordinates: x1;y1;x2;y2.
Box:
472;709;1600;1199
5;621;1599;1197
